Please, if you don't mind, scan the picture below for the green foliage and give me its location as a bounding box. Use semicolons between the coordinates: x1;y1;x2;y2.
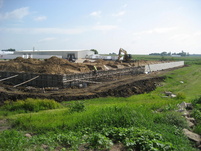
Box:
101;127;174;151
192;96;201;106
0;128;174;151
1;64;201;151
154;112;188;128
0;130;27;151
83;132;113;150
3;98;61;112
176;92;186;100
68;101;85;113
90;49;98;54
2;48;15;52
192;109;201;122
70;106;148;130
191;96;201;135
52;132;82;150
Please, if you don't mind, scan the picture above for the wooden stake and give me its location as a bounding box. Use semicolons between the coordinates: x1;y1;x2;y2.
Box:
0;75;18;82
13;76;39;87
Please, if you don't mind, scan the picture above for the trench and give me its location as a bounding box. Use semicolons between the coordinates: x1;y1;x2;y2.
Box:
0;76;165;104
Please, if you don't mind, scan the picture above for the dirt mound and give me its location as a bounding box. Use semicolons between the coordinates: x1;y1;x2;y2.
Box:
44;56;70;65
12;57;42;64
94;59;105;63
0;57;167;75
0;57;92;74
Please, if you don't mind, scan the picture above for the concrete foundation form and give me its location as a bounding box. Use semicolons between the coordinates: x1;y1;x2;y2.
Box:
0;67;144;88
0;72;63;88
145;61;184;73
0;61;184;88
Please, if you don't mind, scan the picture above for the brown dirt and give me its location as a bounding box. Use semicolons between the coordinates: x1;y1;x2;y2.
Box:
0;57;165;74
0;69;169;105
0;57;174;104
0;119;10;131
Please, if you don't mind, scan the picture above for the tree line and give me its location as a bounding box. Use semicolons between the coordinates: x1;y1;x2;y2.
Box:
149;50;189;56
1;48;16;52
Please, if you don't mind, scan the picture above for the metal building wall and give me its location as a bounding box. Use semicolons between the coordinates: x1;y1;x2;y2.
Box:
14;50;93;59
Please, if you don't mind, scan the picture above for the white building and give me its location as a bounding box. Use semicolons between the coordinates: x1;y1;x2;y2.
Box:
13;49;94;60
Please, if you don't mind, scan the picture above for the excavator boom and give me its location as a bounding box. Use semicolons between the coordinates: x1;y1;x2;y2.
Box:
117;48;132;62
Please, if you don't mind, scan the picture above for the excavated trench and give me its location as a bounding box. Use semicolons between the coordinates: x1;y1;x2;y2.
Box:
0;57;184;105
0;76;165;104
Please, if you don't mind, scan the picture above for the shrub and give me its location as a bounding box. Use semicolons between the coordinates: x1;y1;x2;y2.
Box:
154;112;188;128
192;96;201;106
176;92;186;100
191;97;201;135
102;127;174;151
3;98;61;112
0;130;27;151
68;101;85;113
52;132;81;150
83;132;113;150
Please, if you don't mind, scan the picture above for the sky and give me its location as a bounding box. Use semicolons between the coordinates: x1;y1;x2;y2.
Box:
0;0;201;54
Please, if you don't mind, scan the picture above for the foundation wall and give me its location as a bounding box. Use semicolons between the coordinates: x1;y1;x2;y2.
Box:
0;67;144;88
144;61;184;73
0;72;63;88
0;61;184;88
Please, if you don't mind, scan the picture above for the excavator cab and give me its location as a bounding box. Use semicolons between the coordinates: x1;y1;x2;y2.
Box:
117;48;132;62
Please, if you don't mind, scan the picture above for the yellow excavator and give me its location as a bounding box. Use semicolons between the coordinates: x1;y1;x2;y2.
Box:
117;48;132;62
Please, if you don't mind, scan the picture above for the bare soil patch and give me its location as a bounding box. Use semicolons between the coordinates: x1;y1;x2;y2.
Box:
0;57;163;74
0;57;172;104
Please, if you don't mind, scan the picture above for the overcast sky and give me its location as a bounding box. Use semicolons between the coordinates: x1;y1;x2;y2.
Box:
0;0;201;54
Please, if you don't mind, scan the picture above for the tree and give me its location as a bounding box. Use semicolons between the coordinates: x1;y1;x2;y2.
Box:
90;49;98;54
161;51;168;56
2;48;15;52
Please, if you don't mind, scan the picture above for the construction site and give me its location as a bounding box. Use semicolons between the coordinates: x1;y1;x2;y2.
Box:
0;52;184;104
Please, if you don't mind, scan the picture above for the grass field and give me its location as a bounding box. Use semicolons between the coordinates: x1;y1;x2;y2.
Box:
133;55;201;65
0;55;201;151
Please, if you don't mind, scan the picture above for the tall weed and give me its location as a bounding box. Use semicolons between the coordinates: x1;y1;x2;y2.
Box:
0;130;27;151
154;111;188;128
3;98;61;112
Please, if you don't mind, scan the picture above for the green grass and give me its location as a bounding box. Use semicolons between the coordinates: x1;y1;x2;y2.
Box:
0;59;201;150
133;55;201;65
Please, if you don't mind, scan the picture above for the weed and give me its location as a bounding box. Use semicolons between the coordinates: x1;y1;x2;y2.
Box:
83;133;113;150
68;101;85;113
52;132;82;150
0;130;27;151
3;98;61;112
176;92;186;100
154;111;188;129
102;127;175;151
1;63;201;151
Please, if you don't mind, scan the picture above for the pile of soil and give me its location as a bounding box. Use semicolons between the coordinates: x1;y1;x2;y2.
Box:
0;57;92;74
0;57;165;75
0;57;127;74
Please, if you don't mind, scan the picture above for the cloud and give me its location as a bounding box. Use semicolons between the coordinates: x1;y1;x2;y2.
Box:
90;11;101;17
93;25;118;31
170;31;201;42
0;27;86;35
0;7;29;20
133;27;177;36
194;31;201;36
34;16;47;21
39;37;56;42
112;11;126;17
